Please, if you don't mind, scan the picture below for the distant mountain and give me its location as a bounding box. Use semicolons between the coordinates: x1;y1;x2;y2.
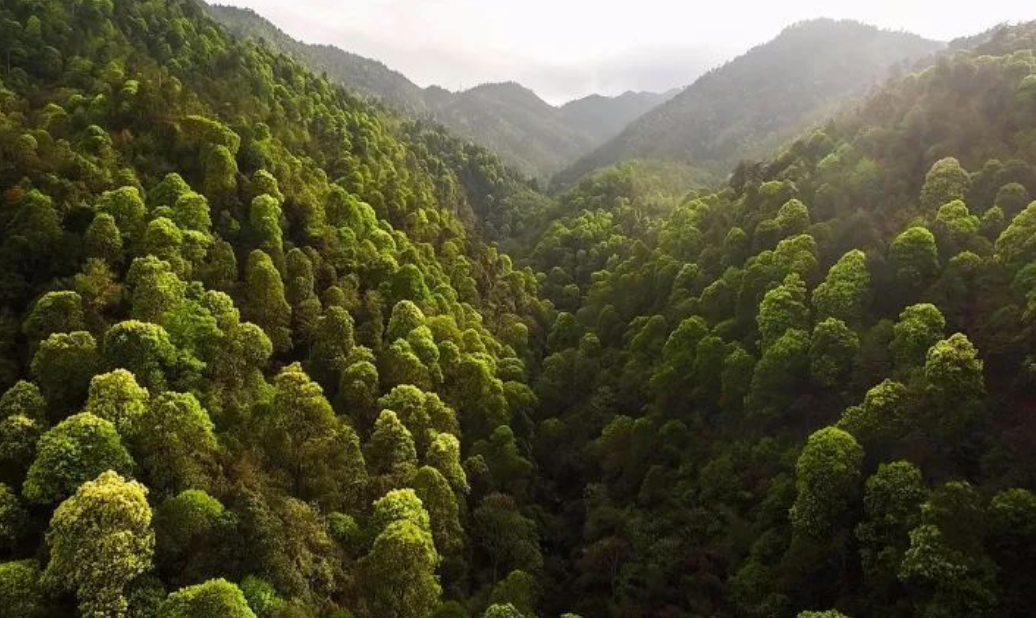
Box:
203;3;675;177
560;89;680;145
556;19;945;186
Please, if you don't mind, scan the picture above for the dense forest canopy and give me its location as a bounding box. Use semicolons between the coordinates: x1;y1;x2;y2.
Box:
2;1;1036;618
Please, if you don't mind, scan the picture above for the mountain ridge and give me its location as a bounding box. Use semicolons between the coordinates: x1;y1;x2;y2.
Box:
202;2;678;177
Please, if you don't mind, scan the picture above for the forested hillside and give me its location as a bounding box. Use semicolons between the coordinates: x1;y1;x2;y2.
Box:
527;21;1036;618
0;0;558;616
557;19;943;186
4;1;1036;618
203;3;675;179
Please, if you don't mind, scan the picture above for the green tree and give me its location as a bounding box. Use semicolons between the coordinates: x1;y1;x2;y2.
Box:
809;318;859;388
358;510;441;618
134;392;218;495
243;250;292;354
856;461;926;578
920;157;970;213
790;426;863;537
31;331;101;419
82;369;149;439
923;333;985;439
889;227;940;288
757;274;809;350
891;303;946;371
22;290;86;346
103;321;180;392
811;249;869;324
0;560;45;618
45;471;154;618
23;413;134;505
158;579;256;618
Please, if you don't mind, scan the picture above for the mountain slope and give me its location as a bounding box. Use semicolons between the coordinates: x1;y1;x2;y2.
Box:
202;3;675;177
557;19;944;185
560;88;680;145
524;20;1036;617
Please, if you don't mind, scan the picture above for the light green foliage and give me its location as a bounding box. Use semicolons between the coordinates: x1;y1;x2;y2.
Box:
97;186;147;246
811;250;869;324
923;333;985;437
266;363;366;508
367;410;418;478
483;604;524;618
995;200;1036;268
757;274;809;349
795;612;851;618
426;433;469;496
250;194;284;259
83;369;149;438
889;226;940;286
775;198;811;236
388;300;427;342
134;392;218;495
45;471;154;618
85;213;124;264
0;381;45;421
746;328;810;418
838;379;909;442
126;256;187;322
158;579;256;618
23;413;134;504
890;303;945;370
920;157;970;213
103;321;179;392
790;426;863;536
413;466;465;555
244;250;292;353
358;515;441;618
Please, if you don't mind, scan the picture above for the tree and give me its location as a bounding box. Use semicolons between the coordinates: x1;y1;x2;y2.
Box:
789;426;863;537
243;250;292;353
249;194;284;260
757;274;809;350
484;604;524;618
0;560;45;618
746;329;810;419
891;303;946;371
366;410;418;482
155;490;233;586
856;461;926;578
82;369;149;438
996;200;1036;269
84;212;124;265
134;392;218;495
837;379;910;442
96;186;147;247
889;227;939;288
103;321;180;392
22;290;85;346
0;483;27;549
358;517;441;618
23;413;134;505
265;363;366;509
158;579;256;618
31;331;101;419
811;249;869;324
473;493;542;580
809;318;859;388
923;333;985;439
920;157;969;213
45;471;154;618
426;433;469;497
126;256;187;322
412;466;465;556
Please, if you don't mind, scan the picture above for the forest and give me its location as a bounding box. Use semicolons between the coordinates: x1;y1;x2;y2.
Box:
1;1;1036;618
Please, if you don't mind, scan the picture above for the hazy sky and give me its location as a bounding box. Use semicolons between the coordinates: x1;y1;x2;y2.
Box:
217;0;1035;104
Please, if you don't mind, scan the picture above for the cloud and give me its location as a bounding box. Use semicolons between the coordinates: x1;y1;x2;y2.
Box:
217;0;1036;103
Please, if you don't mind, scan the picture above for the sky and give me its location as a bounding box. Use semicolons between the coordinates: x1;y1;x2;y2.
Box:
216;0;1035;105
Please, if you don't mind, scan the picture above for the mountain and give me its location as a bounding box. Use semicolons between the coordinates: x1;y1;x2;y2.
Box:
556;18;945;185
560;88;680;145
202;3;676;177
523;20;1036;617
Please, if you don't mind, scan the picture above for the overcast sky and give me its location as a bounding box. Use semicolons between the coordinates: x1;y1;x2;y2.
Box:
216;0;1035;105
